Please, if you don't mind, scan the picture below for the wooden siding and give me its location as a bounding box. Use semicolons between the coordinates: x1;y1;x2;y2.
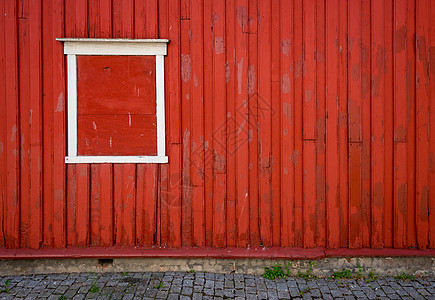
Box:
0;0;435;251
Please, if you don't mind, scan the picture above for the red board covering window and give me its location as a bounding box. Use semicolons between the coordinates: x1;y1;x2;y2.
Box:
76;55;157;156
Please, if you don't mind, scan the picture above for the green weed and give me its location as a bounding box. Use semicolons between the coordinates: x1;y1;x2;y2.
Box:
263;262;292;280
394;272;416;281
0;279;10;293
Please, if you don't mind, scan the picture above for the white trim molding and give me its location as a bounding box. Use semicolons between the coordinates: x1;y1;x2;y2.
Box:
58;38;169;164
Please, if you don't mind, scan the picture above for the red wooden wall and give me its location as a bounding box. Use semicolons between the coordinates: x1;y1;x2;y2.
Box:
1;0;435;253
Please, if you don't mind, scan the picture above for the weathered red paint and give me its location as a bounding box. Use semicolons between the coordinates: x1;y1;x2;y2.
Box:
0;0;435;256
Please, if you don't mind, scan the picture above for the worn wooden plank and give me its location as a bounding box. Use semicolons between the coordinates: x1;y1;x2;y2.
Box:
280;0;294;248
0;0;6;248
371;0;386;249
135;0;158;38
51;0;67;249
181;19;192;247
19;7;32;248
191;0;205;247
212;0;227;248
315;0;326;248
338;0;349;248
429;0;435;248
247;0;259;247
348;0;362;249
203;0;214;247
27;0;43;249
257;0;272;247
293;0;303;247
303;141;316;248
89;0;112;38
114;164;136;246
384;0;394;248
4;0;20;248
112;0;133;38
360;0;371;248
393;0;408;248
137;164;157;247
271;0;281;247
406;0;417;248
325;0;340;249
168;143;182;247
225;0;236;247
235;0;249;246
303;0;316;141
415;0;430;249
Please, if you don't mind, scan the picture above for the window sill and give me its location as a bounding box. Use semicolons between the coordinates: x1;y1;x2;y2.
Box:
65;156;168;164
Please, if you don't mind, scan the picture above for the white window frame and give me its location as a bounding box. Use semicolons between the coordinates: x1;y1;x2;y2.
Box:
57;38;169;164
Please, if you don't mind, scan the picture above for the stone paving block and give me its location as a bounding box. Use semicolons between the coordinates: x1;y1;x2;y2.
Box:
181;286;193;296
277;290;290;299
167;293;180;300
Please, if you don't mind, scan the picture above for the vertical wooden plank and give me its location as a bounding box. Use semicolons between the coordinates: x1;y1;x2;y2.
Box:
113;0;134;38
0;0;6;248
136;164;157;247
181;18;193;247
302;0;317;248
158;0;169;247
338;0;349;247
293;0;303;247
89;0;112;38
181;0;190;20
348;0;362;249
429;0;435;248
326;0;340;249
360;0;371;248
88;0;113;248
4;0;20;248
406;0;417;248
42;0;55;248
160;164;169;246
76;164;90;247
114;164;136;246
98;164;113;246
280;0;294;248
247;0;260;246
270;0;281;247
415;0;430;249
225;0;236;247
315;0;326;247
19;0;31;248
191;0;205;247
203;0;213;246
384;0;394;248
29;0;42;249
393;0;407;248
67;165;77;246
371;0;385;249
212;0;226;248
235;0;249;247
257;0;272;247
135;0;158;38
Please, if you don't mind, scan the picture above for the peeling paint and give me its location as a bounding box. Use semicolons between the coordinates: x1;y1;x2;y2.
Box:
237;57;244;94
281;39;290;56
247;65;256;95
281;71;290;94
225;61;230;83
181;54;192;82
11;125;17;142
214;36;225;54
236;6;248;30
55;92;65;112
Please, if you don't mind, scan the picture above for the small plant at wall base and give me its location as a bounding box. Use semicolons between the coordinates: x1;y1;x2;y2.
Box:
263;262;292;280
0;279;10;293
394;272;416;281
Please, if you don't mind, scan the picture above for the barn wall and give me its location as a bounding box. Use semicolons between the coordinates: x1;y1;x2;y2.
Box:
0;0;435;252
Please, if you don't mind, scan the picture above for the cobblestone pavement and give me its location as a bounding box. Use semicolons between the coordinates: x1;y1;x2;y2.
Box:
0;272;433;299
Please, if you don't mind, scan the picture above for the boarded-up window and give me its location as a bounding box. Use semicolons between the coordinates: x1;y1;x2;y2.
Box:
59;39;169;164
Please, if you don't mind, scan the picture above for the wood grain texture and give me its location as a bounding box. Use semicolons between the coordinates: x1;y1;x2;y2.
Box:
1;0;435;252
